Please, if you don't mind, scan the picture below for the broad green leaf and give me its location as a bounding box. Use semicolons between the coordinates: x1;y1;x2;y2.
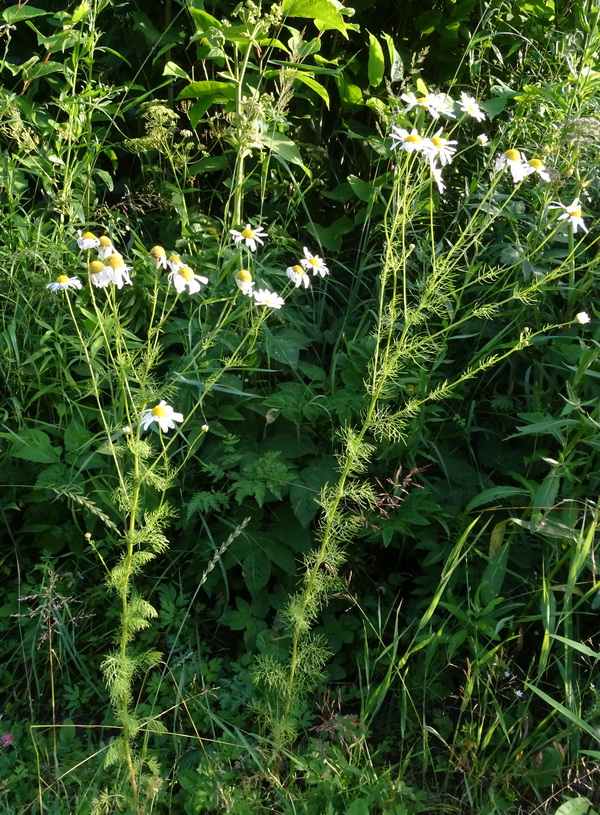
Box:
188;155;230;174
291;71;330;108
70;2;90;25
6;428;62;464
367;31;385;87
242;550;272;596
188;7;221;33
163;61;190;80
261;130;305;168
382;32;404;82
3;5;47;23
554;798;597;815
347;174;377;203
282;0;348;38
177;80;236;101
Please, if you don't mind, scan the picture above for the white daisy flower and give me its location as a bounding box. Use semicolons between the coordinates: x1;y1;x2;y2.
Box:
253;288;285;309
235;269;254;296
549;198;588;234
431;165;446;193
428;93;456;119
46;274;83;293
476;133;489;145
167;254;185;273
422;129;458;166
495;149;530;183
576;311;590;324
88;260;111;288
526;158;551;182
104;254;132;289
458;92;486;122
390;126;425;153
169;265;209;294
230;224;267;252
98;236;119;261
300;247;329;277
149;245;168;269
77;230;100;250
286;264;311;288
140;400;184;433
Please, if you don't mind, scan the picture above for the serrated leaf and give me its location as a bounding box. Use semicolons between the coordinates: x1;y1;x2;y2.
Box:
242;550;271;596
5;428;62;464
176;80;235;101
282;0;348;37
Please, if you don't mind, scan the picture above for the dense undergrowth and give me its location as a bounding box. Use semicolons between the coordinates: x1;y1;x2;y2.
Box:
1;0;599;813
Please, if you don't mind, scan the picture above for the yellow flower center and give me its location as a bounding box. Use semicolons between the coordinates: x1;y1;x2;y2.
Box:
417;97;427;104
178;266;194;281
431;136;444;148
308;257;319;267
99;236;112;246
168;254;181;265
56;275;70;283
150;245;166;257
292;265;305;274
151;405;168;418
82;231;96;240
106;254;124;269
89;261;105;275
504;149;521;162
236;269;252;282
241;228;254;239
405;134;422;144
567;206;581;218
528;159;543;170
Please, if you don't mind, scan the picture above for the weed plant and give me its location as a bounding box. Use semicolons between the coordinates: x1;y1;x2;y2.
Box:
0;1;599;814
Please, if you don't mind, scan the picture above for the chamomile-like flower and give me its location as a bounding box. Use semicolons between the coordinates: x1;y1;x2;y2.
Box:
476;133;489;145
149;245;168;269
422;129;458;166
167;254;185;273
169;265;208;294
98;236;119;261
576;311;591;324
549;198;588;234
88;260;111;288
235;269;254;296
495;149;530;183
286;264;311;288
77;230;100;250
300;247;329;277
458;92;486;122
253;288;285;309
140;400;184;433
46;275;83;293
526;158;551;182
105;253;132;289
390;126;425;153
431;165;446;194
230;224;267;252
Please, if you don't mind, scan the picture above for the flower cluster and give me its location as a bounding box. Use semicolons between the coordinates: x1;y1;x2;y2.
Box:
228;223;331;307
149;245;209;294
494;149;551;184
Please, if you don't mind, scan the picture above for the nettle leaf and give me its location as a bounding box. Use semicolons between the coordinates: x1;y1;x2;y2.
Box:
242;550;271;595
281;0;348;38
4;428;62;464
